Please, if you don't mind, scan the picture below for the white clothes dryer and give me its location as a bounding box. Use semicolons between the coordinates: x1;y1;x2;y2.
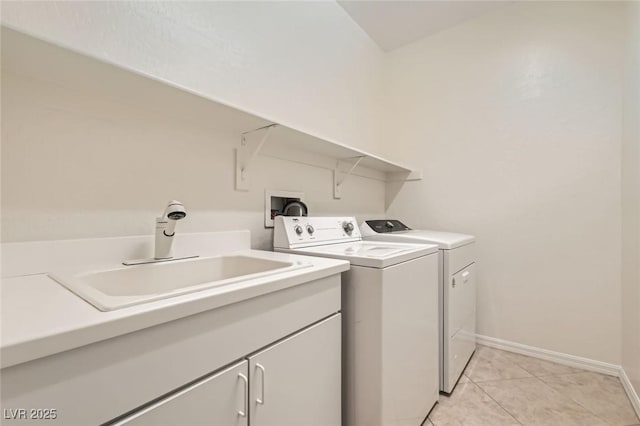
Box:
274;216;439;425
360;220;476;394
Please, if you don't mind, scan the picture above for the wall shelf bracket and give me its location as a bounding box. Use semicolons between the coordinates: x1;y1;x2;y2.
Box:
334;156;366;199
235;124;277;191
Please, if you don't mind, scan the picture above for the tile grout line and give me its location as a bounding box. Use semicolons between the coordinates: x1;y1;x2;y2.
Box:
466;347;639;425
472;377;524;425
502;354;609;423
471;376;535;384
471;349;613;425
532;376;614;424
464;369;524;425
511;354;640;424
477;366;631;425
482;350;613;423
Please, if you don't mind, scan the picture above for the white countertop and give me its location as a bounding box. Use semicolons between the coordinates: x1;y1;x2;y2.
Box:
1;249;349;369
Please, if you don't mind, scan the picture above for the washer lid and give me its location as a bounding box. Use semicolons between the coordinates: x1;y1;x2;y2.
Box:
360;223;474;249
286;241;437;268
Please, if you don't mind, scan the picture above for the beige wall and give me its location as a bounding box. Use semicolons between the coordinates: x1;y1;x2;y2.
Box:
383;2;624;364
0;0;387;248
1;0;636;373
622;0;640;392
1;1;385;154
1;66;385;249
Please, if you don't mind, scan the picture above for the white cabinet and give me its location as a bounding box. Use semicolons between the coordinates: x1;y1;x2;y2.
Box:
113;314;340;426
2;275;341;425
249;314;341;426
115;360;249;426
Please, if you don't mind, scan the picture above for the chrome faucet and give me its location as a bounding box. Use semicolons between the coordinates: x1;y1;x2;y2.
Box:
124;200;197;266
154;200;186;259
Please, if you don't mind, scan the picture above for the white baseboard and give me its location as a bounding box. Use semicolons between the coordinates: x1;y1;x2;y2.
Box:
475;334;620;376
475;334;640;419
620;367;640;419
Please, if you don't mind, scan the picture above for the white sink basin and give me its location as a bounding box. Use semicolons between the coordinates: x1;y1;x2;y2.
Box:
50;255;310;311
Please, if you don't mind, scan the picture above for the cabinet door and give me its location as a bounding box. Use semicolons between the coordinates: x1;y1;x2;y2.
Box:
249;314;341;426
114;360;249;426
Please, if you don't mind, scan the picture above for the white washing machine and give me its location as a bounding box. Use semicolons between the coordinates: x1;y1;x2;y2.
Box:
274;216;439;426
360;220;476;394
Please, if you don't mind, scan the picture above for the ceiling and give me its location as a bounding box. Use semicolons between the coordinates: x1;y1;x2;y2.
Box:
338;1;506;51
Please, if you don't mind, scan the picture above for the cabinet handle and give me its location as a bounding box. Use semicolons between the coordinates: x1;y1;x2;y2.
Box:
256;363;266;405
238;373;248;417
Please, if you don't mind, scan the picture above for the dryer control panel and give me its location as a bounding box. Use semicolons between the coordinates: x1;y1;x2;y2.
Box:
273;216;361;249
363;220;412;234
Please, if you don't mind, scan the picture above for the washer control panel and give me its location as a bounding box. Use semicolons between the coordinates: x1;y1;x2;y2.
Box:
273;216;361;249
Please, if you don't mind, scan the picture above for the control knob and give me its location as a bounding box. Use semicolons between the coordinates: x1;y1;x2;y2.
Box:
294;225;303;235
343;221;354;234
306;225;315;235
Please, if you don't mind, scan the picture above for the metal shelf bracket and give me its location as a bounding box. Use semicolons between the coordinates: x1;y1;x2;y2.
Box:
235;124;277;191
334;156;366;199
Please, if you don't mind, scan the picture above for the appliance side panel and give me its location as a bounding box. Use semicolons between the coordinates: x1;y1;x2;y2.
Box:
341;266;383;426
381;254;439;424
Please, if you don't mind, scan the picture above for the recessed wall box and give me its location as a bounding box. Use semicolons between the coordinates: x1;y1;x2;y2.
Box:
265;190;305;228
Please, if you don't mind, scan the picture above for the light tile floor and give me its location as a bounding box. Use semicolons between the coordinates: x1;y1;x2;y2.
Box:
426;346;640;426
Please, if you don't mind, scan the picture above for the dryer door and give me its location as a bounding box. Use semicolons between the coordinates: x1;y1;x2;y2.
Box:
447;263;477;390
450;264;476;335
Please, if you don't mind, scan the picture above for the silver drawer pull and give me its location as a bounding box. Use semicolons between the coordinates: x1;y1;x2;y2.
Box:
238;373;248;417
256;363;266;405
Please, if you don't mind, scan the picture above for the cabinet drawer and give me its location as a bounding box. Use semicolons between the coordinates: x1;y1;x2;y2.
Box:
114;360;249;426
